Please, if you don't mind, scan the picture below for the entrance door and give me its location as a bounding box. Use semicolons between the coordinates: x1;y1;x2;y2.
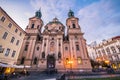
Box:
47;54;55;69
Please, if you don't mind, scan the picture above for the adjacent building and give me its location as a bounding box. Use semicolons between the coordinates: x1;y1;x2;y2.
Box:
87;36;120;69
0;7;26;67
17;9;92;72
87;41;97;60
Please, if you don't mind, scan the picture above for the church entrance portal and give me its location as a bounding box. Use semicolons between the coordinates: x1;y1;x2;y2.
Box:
47;54;56;69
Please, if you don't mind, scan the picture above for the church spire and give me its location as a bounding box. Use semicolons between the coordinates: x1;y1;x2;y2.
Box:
68;9;74;18
35;9;42;18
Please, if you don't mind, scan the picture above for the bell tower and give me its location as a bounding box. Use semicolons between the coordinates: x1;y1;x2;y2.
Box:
25;9;43;34
66;9;81;34
18;9;44;66
65;10;92;70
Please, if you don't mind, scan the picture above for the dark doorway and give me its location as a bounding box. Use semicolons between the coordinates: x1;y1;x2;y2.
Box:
47;54;56;69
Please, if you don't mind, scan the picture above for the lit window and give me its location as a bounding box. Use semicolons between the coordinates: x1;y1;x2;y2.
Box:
10;37;15;43
5;48;10;56
2;32;8;39
8;23;12;28
78;57;82;64
16;40;19;45
1;16;5;22
15;29;18;33
11;50;16;57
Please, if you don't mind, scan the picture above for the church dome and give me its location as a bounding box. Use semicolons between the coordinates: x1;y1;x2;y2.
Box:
35;9;42;18
68;9;74;18
44;18;65;32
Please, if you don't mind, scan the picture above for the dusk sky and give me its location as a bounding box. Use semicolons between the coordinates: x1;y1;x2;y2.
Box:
0;0;120;44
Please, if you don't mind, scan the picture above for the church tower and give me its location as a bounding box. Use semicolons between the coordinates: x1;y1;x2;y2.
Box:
65;10;92;70
17;9;43;66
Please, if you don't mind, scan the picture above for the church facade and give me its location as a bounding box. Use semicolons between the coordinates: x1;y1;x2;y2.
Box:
17;10;92;71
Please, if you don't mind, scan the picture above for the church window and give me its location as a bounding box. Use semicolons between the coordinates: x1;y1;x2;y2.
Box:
44;43;46;46
50;42;55;51
24;45;28;51
42;52;45;58
37;46;39;51
65;47;68;50
37;25;39;29
20;57;25;64
75;36;78;39
59;43;61;46
72;23;76;28
33;57;37;65
78;57;82;64
27;36;30;40
69;26;70;28
76;45;80;51
58;52;61;59
52;38;54;40
31;24;34;28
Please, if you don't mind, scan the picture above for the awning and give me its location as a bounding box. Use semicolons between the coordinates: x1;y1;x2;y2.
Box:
0;63;12;67
12;65;31;68
0;63;30;68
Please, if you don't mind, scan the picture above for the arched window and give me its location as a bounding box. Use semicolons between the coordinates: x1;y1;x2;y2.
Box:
72;23;76;28
20;57;25;64
42;52;45;59
76;45;80;51
33;57;37;64
58;52;61;59
37;25;39;29
37;46;39;51
31;24;34;28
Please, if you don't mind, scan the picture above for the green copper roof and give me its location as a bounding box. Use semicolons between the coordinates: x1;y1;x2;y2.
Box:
68;9;74;18
35;9;42;18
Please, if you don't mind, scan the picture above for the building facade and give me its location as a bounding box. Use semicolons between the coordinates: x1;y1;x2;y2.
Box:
17;9;91;71
87;41;97;60
96;36;120;69
87;36;120;69
0;7;26;66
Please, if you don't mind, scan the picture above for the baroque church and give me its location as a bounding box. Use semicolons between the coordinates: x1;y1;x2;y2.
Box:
17;9;92;71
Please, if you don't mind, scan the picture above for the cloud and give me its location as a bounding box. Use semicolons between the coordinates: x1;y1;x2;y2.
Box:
77;0;120;44
30;0;75;25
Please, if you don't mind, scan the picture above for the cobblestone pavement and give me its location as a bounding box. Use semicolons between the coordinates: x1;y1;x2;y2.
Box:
11;72;61;80
10;71;120;80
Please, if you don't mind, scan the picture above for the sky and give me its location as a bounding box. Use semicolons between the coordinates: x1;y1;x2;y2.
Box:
0;0;120;44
